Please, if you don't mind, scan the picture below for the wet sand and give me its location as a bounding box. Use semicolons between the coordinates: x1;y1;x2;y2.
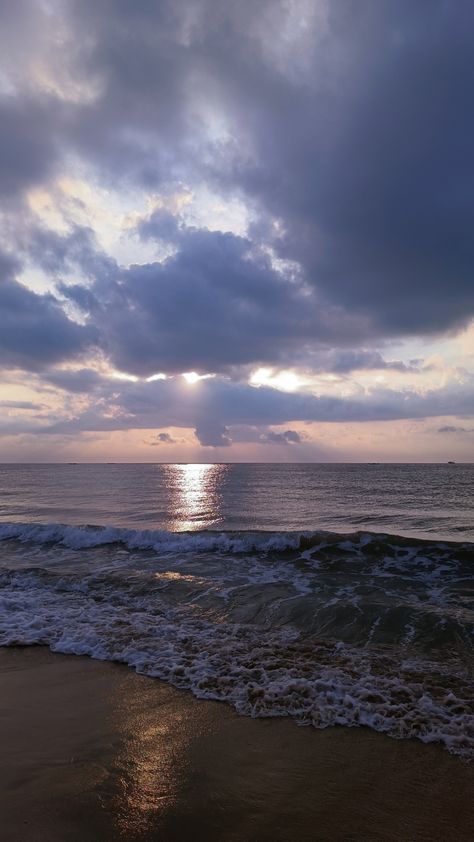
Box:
1;647;473;842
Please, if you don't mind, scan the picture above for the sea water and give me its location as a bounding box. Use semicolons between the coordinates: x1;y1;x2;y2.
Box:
0;463;472;757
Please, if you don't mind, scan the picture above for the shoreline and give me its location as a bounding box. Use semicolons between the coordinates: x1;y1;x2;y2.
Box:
1;646;473;841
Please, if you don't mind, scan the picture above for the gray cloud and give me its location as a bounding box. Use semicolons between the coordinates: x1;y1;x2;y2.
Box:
148;431;177;445
194;421;231;448
157;432;174;443
206;1;474;336
306;349;420;375
260;429;302;445
53;223;424;379
33;373;474;445
4;1;473;336
59;226;345;375
0;252;97;371
438;425;473;434
43;368;107;393
1;1;474;445
59;0;474;337
0;400;43;410
0;98;61;200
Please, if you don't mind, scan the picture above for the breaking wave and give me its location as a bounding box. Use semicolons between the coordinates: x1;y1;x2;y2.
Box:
1;519;474;557
0;520;473;758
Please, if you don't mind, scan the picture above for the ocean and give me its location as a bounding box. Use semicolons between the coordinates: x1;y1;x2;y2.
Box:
0;463;473;757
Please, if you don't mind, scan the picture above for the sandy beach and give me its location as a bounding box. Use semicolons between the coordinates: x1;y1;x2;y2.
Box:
0;647;472;842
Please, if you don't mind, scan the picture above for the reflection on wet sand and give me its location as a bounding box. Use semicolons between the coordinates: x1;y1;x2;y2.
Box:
84;660;474;842
162;463;228;530
106;674;216;839
109;676;198;838
2;648;474;842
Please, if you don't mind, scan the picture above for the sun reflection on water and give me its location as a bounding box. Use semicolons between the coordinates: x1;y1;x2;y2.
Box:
163;463;228;531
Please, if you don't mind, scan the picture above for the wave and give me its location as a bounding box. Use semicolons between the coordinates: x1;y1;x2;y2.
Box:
0;520;473;555
1;562;473;759
1;518;473;759
0;520;308;552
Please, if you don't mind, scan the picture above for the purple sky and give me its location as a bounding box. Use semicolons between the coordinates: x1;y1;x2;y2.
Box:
1;1;474;461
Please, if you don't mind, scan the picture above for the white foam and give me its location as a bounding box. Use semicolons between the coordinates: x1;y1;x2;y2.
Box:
0;566;473;760
0;521;309;553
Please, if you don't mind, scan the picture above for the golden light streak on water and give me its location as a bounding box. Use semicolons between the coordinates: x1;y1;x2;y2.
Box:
163;463;228;530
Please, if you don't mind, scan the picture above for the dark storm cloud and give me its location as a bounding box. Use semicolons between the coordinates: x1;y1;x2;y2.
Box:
200;0;474;336
52;221;417;378
0;251;97;371
27;225;115;280
18;221;420;377
56;0;474;362
0;99;61;200
0;279;97;370
59;226;350;376
51;0;474;336
2;0;474;439
5;2;472;332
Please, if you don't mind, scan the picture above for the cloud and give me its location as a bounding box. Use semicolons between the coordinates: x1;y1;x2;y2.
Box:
5;1;473;339
306;349;421;375
194;421;231;447
206;1;474;337
438;425;473;434
0;98;61;200
0;400;43;410
1;1;474;457
59;225;357;376
0;253;97;371
43;368;106;393
138;209;181;244
260;429;302;445
32;373;474;446
147;431;179;445
3;5;474;344
156;432;175;444
27;225;115;280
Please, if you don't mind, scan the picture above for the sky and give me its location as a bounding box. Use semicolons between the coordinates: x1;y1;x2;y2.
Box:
1;0;474;462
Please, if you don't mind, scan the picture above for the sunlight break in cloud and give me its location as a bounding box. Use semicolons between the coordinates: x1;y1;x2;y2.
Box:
0;1;473;461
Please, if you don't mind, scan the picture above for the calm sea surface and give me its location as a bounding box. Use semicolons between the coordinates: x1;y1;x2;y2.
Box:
0;462;472;539
0;463;473;758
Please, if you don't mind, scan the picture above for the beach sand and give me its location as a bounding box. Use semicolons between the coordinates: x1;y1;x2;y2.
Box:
1;647;473;842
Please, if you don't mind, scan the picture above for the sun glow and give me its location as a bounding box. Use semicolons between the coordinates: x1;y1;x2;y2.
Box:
111;371;139;382
182;371;200;385
250;367;303;392
146;373;167;382
182;372;216;385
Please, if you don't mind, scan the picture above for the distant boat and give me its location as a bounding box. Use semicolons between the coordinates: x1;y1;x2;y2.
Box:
448;461;455;464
